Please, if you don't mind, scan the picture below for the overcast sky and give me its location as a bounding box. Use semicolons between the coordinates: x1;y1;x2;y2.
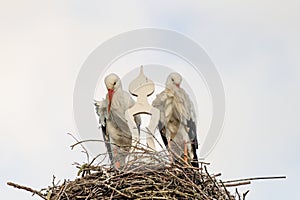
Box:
1;1;299;199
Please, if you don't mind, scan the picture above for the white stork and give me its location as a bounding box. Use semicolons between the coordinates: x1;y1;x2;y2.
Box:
152;72;199;167
95;73;141;168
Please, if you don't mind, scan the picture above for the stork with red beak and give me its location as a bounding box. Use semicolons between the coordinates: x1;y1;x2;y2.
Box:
95;73;141;169
152;72;199;167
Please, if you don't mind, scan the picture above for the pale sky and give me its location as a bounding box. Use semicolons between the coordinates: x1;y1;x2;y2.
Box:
1;1;299;199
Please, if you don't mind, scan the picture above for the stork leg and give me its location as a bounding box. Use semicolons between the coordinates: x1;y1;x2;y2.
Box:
113;148;120;169
184;140;188;164
168;139;173;167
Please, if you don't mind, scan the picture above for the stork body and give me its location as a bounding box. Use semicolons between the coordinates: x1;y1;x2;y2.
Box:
152;73;199;167
95;73;141;168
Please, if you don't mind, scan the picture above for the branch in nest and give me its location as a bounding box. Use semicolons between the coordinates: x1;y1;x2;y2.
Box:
7;182;46;200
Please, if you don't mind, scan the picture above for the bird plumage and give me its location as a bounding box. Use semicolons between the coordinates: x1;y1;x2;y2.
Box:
95;73;141;168
152;73;199;167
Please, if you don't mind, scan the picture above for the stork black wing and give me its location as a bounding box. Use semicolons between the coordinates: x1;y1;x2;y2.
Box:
158;121;168;149
187;119;198;149
187;119;199;167
101;119;113;163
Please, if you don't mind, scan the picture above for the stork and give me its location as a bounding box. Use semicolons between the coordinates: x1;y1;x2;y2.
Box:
95;73;141;169
152;72;199;167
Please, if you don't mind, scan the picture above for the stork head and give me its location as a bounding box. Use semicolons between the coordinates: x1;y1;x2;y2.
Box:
166;72;182;89
104;73;121;113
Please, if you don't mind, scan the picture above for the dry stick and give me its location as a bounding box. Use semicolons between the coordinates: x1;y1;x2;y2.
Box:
224;181;251;187
181;171;210;199
68;133;92;163
135;132;171;166
199;161;211;165
68;137;104;149
64;191;70;200
88;152;106;166
219;180;233;200
211;173;222;178
243;190;250;200
224;176;286;183
109;178;123;200
176;165;202;188
52;175;56;187
166;170;209;200
95;152;109;166
109;184;116;200
84;193;92;200
7;182;46;200
55;180;68;200
236;188;241;200
174;189;195;198
104;183;131;198
51;175;61;187
144;128;166;151
204;166;218;189
136;197;168;200
68;135;111;173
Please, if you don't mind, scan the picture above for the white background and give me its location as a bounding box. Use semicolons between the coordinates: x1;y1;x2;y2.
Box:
1;1;299;199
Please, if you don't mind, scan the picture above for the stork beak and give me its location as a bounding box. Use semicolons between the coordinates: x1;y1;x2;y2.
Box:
108;89;114;113
175;84;180;88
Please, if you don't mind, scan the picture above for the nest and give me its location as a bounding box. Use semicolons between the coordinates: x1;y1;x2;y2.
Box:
8;149;251;200
46;164;237;200
7;136;285;199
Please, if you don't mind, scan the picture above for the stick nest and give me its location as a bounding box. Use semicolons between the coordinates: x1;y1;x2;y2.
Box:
7;136;254;200
40;152;239;200
7;136;286;199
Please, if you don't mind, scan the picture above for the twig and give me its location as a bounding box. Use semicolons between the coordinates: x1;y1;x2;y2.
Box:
243;190;250;200
219;180;232;200
223;181;251;187
224;176;286;183
7;182;46;200
67;133;91;163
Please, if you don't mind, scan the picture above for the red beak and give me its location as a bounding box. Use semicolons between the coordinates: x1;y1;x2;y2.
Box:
108;89;114;113
175;84;180;88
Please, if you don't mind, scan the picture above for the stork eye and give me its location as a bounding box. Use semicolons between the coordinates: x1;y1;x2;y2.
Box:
171;78;174;82
113;82;116;85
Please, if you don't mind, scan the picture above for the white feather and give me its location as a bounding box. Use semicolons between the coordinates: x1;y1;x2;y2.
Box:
152;73;198;166
95;74;141;168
